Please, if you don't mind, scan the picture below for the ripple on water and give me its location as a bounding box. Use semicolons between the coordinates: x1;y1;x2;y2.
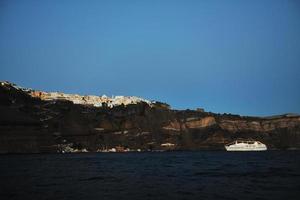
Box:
0;151;299;200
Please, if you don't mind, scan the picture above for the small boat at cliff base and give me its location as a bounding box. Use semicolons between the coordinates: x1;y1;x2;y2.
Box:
225;140;267;151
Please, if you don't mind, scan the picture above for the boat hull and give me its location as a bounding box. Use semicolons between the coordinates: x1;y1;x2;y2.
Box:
225;146;267;151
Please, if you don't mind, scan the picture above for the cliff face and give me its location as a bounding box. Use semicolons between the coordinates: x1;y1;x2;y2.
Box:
0;81;300;153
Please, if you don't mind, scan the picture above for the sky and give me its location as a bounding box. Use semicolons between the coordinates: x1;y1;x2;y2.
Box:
0;0;300;116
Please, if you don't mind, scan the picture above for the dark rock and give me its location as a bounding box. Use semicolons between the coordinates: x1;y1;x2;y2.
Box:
0;81;300;153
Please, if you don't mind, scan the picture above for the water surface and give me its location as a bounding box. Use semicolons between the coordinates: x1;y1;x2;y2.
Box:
0;151;299;200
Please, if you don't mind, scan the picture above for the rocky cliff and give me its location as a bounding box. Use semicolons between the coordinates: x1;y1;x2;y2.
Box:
0;81;299;153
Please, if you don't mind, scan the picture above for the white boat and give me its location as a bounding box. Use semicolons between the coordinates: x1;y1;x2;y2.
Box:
225;140;267;151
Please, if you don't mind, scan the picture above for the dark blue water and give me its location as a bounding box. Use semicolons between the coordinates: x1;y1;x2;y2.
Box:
0;151;299;200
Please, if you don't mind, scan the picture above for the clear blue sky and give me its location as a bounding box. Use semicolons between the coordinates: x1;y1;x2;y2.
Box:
1;0;299;116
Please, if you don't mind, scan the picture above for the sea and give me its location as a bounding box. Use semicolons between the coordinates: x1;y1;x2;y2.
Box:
0;151;299;200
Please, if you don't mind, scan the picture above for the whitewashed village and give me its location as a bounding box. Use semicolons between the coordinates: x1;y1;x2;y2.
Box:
2;81;154;108
30;90;153;108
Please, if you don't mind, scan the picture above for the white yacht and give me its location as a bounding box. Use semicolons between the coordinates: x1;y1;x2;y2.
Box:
225;140;267;151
